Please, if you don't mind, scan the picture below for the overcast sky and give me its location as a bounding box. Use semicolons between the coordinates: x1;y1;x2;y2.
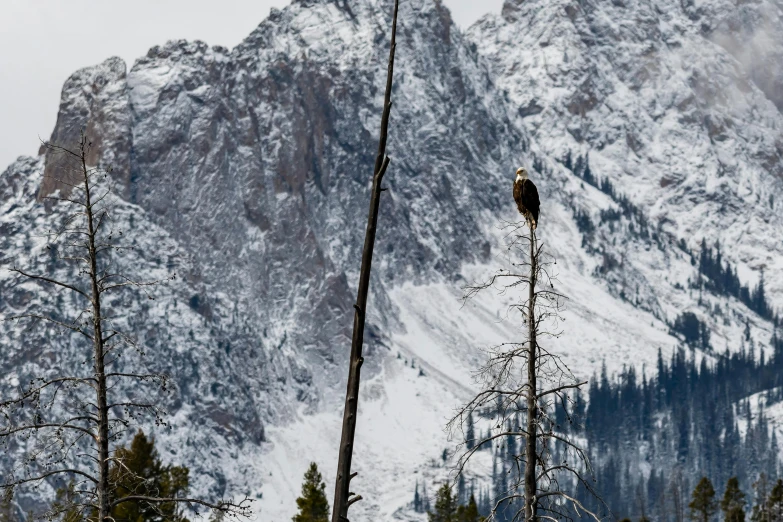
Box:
0;0;504;170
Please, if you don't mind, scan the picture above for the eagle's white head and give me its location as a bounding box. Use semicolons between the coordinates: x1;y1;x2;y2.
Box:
515;167;528;182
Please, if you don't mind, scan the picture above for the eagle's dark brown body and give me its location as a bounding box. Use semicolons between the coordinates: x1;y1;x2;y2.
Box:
513;177;540;229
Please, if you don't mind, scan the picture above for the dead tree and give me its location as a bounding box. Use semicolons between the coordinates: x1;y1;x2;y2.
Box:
0;134;252;522
449;220;603;522
330;1;399;521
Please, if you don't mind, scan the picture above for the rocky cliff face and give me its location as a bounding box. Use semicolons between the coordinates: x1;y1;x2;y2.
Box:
468;0;783;298
1;0;782;519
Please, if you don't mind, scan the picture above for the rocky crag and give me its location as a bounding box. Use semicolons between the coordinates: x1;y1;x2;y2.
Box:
1;0;782;519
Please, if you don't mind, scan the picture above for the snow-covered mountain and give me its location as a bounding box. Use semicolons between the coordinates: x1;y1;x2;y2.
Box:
1;0;782;519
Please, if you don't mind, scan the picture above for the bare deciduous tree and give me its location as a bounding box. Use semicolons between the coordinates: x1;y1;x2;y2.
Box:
449;220;603;522
0;134;252;521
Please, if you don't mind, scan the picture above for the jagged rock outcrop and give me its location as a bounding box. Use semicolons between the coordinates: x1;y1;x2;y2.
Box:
2;0;783;519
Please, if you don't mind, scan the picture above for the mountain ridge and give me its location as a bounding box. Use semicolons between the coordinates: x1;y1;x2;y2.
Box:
1;0;782;519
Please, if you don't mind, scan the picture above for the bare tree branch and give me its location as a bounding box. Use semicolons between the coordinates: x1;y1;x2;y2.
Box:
9;267;89;299
6;313;93;340
110;495;253;514
1;132;248;522
448;221;603;522
1;469;98;488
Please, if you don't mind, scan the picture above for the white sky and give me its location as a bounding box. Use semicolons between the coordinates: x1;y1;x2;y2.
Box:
0;0;504;171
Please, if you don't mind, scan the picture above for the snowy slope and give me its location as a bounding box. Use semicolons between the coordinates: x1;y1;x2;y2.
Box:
1;0;782;520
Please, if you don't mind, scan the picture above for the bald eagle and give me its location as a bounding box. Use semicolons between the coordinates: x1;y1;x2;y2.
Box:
513;167;540;230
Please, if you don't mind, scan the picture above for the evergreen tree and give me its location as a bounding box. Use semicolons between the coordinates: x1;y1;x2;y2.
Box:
110;430;190;522
293;463;330;522
456;494;481;522
768;480;783;522
583;153;594;186
479;486;491;517
722;477;747;522
689;477;717;522
752;474;771;522
415;481;423;513
572;388;586;432
457;474;466;506
466;414;476;450
753;272;768;319
428;484;457;522
564;150;573;172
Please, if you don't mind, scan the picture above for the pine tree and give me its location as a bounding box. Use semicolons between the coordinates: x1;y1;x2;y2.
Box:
752;474;771;522
466;414;476;450
457;474;466;506
564;150;573;172
722;477;747;522
753;272;768;318
456;494;481;522
572;388;586;432
293;463;330;522
428;484;457;522
423;481;432;512
110;430;191;522
768;480;783;522
479;486;490;517
689;477;717;522
415;480;423;513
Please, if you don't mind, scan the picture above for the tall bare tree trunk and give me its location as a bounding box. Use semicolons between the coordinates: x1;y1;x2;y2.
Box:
2;135;252;521
452;219;601;521
331;2;399;521
524;231;538;522
81;146;109;522
452;220;600;521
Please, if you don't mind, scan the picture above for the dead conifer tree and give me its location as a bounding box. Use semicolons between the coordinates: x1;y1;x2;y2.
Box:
449;219;603;522
330;1;399;521
0;134;252;522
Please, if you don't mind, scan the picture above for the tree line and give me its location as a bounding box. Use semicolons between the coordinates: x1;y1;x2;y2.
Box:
405;329;782;521
574;338;782;519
